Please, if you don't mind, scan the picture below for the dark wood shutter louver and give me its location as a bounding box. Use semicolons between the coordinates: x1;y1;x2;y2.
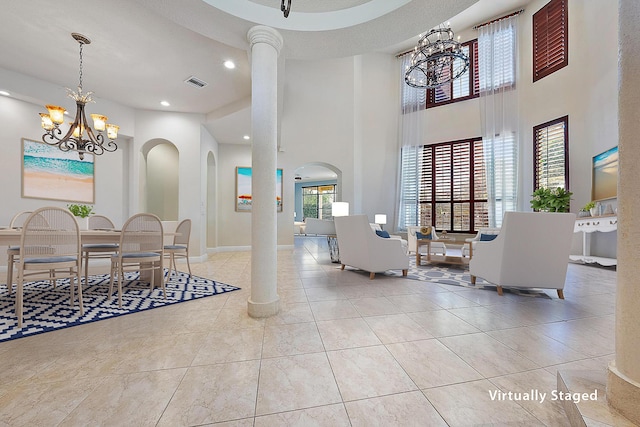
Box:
533;0;568;82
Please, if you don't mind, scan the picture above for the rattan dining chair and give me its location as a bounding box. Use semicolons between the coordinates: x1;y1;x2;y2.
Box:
164;218;192;279
15;207;83;328
6;211;36;293
82;215;119;284
108;213;165;308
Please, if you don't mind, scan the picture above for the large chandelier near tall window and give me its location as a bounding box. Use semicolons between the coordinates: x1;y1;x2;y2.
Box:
404;26;470;89
281;0;292;17
39;33;119;160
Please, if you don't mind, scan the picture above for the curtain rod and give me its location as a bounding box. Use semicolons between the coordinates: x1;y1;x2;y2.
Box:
473;8;525;30
396;8;525;57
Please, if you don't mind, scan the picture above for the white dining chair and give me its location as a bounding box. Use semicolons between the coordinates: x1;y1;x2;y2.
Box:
82;214;119;284
15;207;83;328
164;218;192;279
108;213;165;308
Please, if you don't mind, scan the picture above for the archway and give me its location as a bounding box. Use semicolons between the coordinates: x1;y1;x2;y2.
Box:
293;162;342;221
206;151;217;249
141;139;179;220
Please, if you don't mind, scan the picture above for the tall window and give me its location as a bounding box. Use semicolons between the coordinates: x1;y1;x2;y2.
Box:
400;39;479;112
302;185;336;219
400;138;488;232
534;116;569;190
533;0;568;82
427;40;479;107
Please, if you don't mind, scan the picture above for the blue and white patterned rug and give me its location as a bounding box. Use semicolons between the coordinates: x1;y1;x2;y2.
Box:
387;259;552;298
0;271;240;343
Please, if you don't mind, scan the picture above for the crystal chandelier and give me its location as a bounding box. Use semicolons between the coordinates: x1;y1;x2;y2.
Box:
405;26;470;89
39;33;119;160
281;0;291;17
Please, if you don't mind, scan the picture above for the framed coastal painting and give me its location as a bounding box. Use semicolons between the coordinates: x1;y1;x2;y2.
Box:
592;145;618;201
21;138;95;203
236;166;283;212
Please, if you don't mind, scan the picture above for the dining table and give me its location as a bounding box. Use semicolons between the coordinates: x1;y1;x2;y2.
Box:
0;228;168;286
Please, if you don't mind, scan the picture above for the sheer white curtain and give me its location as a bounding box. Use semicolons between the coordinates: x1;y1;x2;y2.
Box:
396;53;425;230
478;15;519;227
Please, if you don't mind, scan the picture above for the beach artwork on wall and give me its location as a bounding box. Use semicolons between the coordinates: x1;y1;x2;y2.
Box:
22;138;95;203
236;166;283;212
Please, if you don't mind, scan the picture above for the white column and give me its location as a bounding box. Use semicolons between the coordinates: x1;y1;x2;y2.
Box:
607;0;640;424
246;26;282;318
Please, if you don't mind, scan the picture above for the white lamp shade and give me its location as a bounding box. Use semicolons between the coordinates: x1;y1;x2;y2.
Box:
332;202;349;217
374;214;387;225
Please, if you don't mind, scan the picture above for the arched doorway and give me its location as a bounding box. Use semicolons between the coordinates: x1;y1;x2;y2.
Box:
293;162;342;221
142;139;179;220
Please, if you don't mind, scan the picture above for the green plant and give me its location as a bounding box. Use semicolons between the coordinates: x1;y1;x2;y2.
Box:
67;204;94;218
582;201;596;211
530;187;573;212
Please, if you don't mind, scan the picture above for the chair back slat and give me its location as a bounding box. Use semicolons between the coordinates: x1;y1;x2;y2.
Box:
120;213;163;254
88;215;116;229
21;207;80;258
9;211;33;228
173;219;191;245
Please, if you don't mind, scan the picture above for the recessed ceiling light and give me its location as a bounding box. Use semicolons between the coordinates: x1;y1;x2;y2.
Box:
160;101;170;107
243;135;250;140
224;60;236;69
0;90;9;96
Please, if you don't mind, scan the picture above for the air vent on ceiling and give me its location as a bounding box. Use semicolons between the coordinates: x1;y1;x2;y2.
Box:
294;176;302;181
184;76;208;88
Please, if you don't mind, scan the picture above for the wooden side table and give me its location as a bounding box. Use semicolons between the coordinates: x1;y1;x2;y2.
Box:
416;238;472;267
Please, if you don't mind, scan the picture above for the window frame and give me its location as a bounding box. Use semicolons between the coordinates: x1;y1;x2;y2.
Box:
301;184;337;219
533;115;570;191
533;0;568;82
416;137;488;233
426;39;479;108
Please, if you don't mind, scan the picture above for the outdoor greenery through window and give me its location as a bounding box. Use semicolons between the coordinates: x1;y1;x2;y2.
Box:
534;116;569;191
302;185;336;219
401;138;489;233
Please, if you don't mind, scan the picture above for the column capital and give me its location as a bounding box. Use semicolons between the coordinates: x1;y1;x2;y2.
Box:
247;25;283;54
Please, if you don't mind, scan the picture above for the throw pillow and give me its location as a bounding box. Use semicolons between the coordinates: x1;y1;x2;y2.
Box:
416;232;432;240
480;233;497;241
375;230;390;238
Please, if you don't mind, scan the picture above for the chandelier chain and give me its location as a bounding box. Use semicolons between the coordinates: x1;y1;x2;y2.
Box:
78;42;84;92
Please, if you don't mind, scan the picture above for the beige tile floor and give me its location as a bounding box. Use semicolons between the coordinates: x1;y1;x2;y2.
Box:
0;237;618;426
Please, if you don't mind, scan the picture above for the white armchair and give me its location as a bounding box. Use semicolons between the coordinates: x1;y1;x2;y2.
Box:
335;215;409;279
406;226;446;256
469;211;576;298
462;227;502;257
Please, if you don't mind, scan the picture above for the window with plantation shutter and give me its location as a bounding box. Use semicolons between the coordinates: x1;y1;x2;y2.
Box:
426;40;479;108
533;0;568;82
534;116;569;191
400;138;487;232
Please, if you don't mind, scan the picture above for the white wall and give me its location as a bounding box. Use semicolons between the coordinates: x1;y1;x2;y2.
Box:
134;110;207;257
0;92;128;226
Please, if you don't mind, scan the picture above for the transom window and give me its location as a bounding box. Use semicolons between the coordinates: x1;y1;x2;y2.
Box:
534;116;569;190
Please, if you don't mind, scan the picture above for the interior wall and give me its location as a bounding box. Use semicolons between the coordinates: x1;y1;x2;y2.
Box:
134;110;206;256
206;152;217;248
146;142;179;220
0;94;128;227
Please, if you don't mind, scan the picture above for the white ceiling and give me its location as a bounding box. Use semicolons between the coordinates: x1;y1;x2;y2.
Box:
0;0;532;148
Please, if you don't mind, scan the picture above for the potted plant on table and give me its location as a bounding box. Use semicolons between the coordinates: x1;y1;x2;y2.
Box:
530;187;573;213
67;204;94;230
581;201;596;217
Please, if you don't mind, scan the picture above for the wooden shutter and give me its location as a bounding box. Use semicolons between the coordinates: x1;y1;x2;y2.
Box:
534;116;569;190
533;0;568;82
